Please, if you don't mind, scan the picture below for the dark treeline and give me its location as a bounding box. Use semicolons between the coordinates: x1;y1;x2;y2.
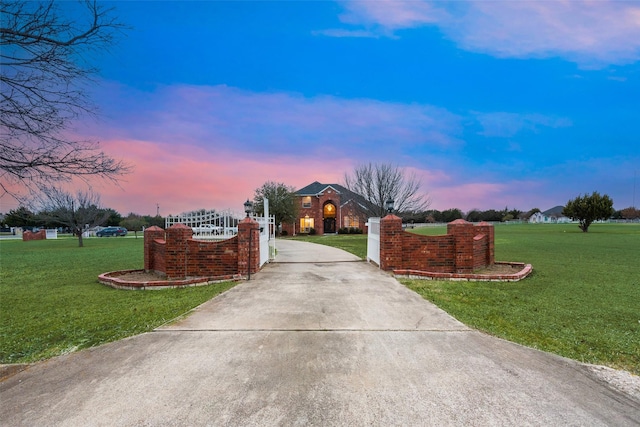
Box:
2;207;164;232
401;207;535;223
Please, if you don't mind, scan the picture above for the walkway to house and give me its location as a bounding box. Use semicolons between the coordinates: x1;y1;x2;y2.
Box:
1;240;638;425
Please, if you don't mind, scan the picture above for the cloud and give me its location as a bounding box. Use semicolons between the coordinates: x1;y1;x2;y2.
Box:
97;138;357;216
338;0;449;30
326;0;640;67
312;28;379;38
448;1;640;67
473;112;572;138
70;82;632;216
91;83;463;162
81;83;466;214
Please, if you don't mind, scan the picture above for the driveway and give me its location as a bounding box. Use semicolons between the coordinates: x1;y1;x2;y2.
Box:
1;240;638;426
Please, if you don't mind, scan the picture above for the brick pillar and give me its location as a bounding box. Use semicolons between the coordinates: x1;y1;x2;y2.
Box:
165;224;192;279
448;219;475;273
144;226;165;272
238;217;260;278
380;214;403;271
475;221;495;266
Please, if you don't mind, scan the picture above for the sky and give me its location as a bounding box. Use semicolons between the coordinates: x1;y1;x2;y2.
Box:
3;0;640;216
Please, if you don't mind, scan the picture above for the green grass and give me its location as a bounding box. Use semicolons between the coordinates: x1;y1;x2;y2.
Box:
0;237;236;364
292;224;640;374
290;234;368;259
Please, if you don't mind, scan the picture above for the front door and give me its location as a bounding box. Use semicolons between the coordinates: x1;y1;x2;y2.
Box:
323;217;336;234
323;202;337;234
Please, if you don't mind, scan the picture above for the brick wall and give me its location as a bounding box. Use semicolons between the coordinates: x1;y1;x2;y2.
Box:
22;229;47;241
401;233;455;272
379;216;494;274
144;218;260;280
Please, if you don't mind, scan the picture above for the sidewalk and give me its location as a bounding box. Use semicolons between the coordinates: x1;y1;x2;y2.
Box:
1;240;638;426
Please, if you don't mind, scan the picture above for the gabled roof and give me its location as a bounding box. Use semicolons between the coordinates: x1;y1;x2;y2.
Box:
542;206;566;217
296;181;343;196
296;181;372;212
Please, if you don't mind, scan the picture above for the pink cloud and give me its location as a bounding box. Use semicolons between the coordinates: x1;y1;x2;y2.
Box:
451;1;640;67
97;138;356;216
338;0;449;31
89;83;462;164
330;0;640;67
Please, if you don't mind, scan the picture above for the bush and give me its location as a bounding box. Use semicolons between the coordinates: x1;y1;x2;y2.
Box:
309;228;316;235
338;227;363;234
280;230;288;236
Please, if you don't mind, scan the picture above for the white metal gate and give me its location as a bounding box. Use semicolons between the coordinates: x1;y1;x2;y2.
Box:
367;217;380;266
165;209;240;239
254;215;276;266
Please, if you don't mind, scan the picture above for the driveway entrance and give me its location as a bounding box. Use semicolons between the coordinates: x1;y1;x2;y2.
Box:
1;240;638;425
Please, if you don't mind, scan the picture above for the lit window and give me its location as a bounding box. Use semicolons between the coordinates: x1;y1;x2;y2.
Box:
344;216;359;228
302;196;312;208
300;216;314;233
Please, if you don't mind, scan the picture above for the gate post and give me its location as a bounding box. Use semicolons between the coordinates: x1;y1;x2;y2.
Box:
380;214;403;271
238;217;260;279
447;219;475;273
144;226;165;272
165;224;192;278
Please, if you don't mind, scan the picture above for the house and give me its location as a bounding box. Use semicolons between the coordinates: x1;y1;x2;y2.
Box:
282;181;371;235
529;206;571;224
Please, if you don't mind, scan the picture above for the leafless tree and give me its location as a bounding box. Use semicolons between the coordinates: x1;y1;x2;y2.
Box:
36;186;108;247
343;162;431;217
0;0;130;200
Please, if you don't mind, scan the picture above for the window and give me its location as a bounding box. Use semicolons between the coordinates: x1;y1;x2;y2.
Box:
302;196;312;208
343;216;359;228
300;216;314;233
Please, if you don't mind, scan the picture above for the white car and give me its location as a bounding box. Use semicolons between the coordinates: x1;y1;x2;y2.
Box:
191;224;223;234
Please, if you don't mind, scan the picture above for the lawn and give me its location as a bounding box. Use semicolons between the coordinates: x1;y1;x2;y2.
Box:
291;233;368;259
0;237;236;364
294;224;640;374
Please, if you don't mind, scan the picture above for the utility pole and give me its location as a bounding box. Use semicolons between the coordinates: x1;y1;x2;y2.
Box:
156;203;160;216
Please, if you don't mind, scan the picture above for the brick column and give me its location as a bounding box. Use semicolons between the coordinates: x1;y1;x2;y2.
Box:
380;214;403;271
238;217;260;278
447;219;475;273
475;221;495;266
144;226;165;272
165;224;193;279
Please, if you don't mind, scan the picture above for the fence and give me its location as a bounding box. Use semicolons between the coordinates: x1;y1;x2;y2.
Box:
366;217;381;265
145;218;261;280
165;209;240;239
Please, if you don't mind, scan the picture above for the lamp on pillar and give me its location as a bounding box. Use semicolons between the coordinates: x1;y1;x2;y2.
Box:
385;198;395;214
244;199;254;217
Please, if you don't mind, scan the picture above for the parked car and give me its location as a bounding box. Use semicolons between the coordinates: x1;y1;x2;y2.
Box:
191;224;223;234
97;227;128;237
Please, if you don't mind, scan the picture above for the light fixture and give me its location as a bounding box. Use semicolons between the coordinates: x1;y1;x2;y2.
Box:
244;199;254;217
385;198;395;214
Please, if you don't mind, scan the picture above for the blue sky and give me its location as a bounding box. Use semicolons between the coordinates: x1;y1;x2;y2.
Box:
10;0;640;216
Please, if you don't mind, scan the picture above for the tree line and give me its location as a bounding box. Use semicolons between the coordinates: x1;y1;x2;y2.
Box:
2;200;164;247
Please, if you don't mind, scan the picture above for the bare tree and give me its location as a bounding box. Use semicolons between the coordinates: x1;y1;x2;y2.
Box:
0;0;130;199
37;187;108;247
343;162;431;217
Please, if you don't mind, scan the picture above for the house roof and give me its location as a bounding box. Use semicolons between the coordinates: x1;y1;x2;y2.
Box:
296;181;344;196
542;205;566;217
296;181;371;211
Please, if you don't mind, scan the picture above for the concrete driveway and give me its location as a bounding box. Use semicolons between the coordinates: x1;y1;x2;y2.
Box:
1;240;638;426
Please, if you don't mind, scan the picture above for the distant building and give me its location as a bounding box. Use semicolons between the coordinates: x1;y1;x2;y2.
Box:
281;181;370;235
529;206;571;223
